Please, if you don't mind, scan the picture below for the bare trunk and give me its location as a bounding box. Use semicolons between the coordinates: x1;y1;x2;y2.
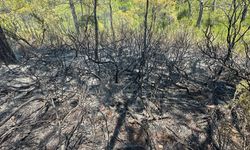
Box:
196;0;204;28
109;0;115;48
212;0;216;11
187;0;192;16
80;0;84;18
69;0;80;34
241;0;248;22
109;0;119;83
143;0;149;52
139;0;149;82
0;26;17;65
94;0;99;61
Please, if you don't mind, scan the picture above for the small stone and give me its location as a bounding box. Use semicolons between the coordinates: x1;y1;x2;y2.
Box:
158;144;163;149
70;99;78;108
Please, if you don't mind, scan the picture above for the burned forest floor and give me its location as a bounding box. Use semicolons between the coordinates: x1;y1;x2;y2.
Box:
0;42;249;150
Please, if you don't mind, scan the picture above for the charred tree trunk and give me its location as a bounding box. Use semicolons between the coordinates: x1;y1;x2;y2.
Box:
94;0;99;61
109;0;115;49
0;26;17;65
138;0;149;83
69;0;80;34
109;0;119;83
187;0;192;17
80;0;84;18
143;0;149;52
212;0;216;11
196;0;204;28
241;0;248;22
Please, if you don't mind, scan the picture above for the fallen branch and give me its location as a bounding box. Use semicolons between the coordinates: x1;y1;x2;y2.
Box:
0;95;44;127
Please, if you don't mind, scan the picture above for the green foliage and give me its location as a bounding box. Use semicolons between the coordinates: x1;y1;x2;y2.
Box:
177;9;189;20
235;80;250;112
0;0;249;47
234;80;250;121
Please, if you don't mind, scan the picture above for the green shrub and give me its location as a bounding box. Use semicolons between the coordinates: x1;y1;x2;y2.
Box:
177;9;189;20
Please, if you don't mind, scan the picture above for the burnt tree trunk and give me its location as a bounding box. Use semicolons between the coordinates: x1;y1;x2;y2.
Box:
69;0;80;34
94;0;99;61
0;26;17;65
212;0;216;11
187;0;192;17
196;0;204;28
241;0;248;22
